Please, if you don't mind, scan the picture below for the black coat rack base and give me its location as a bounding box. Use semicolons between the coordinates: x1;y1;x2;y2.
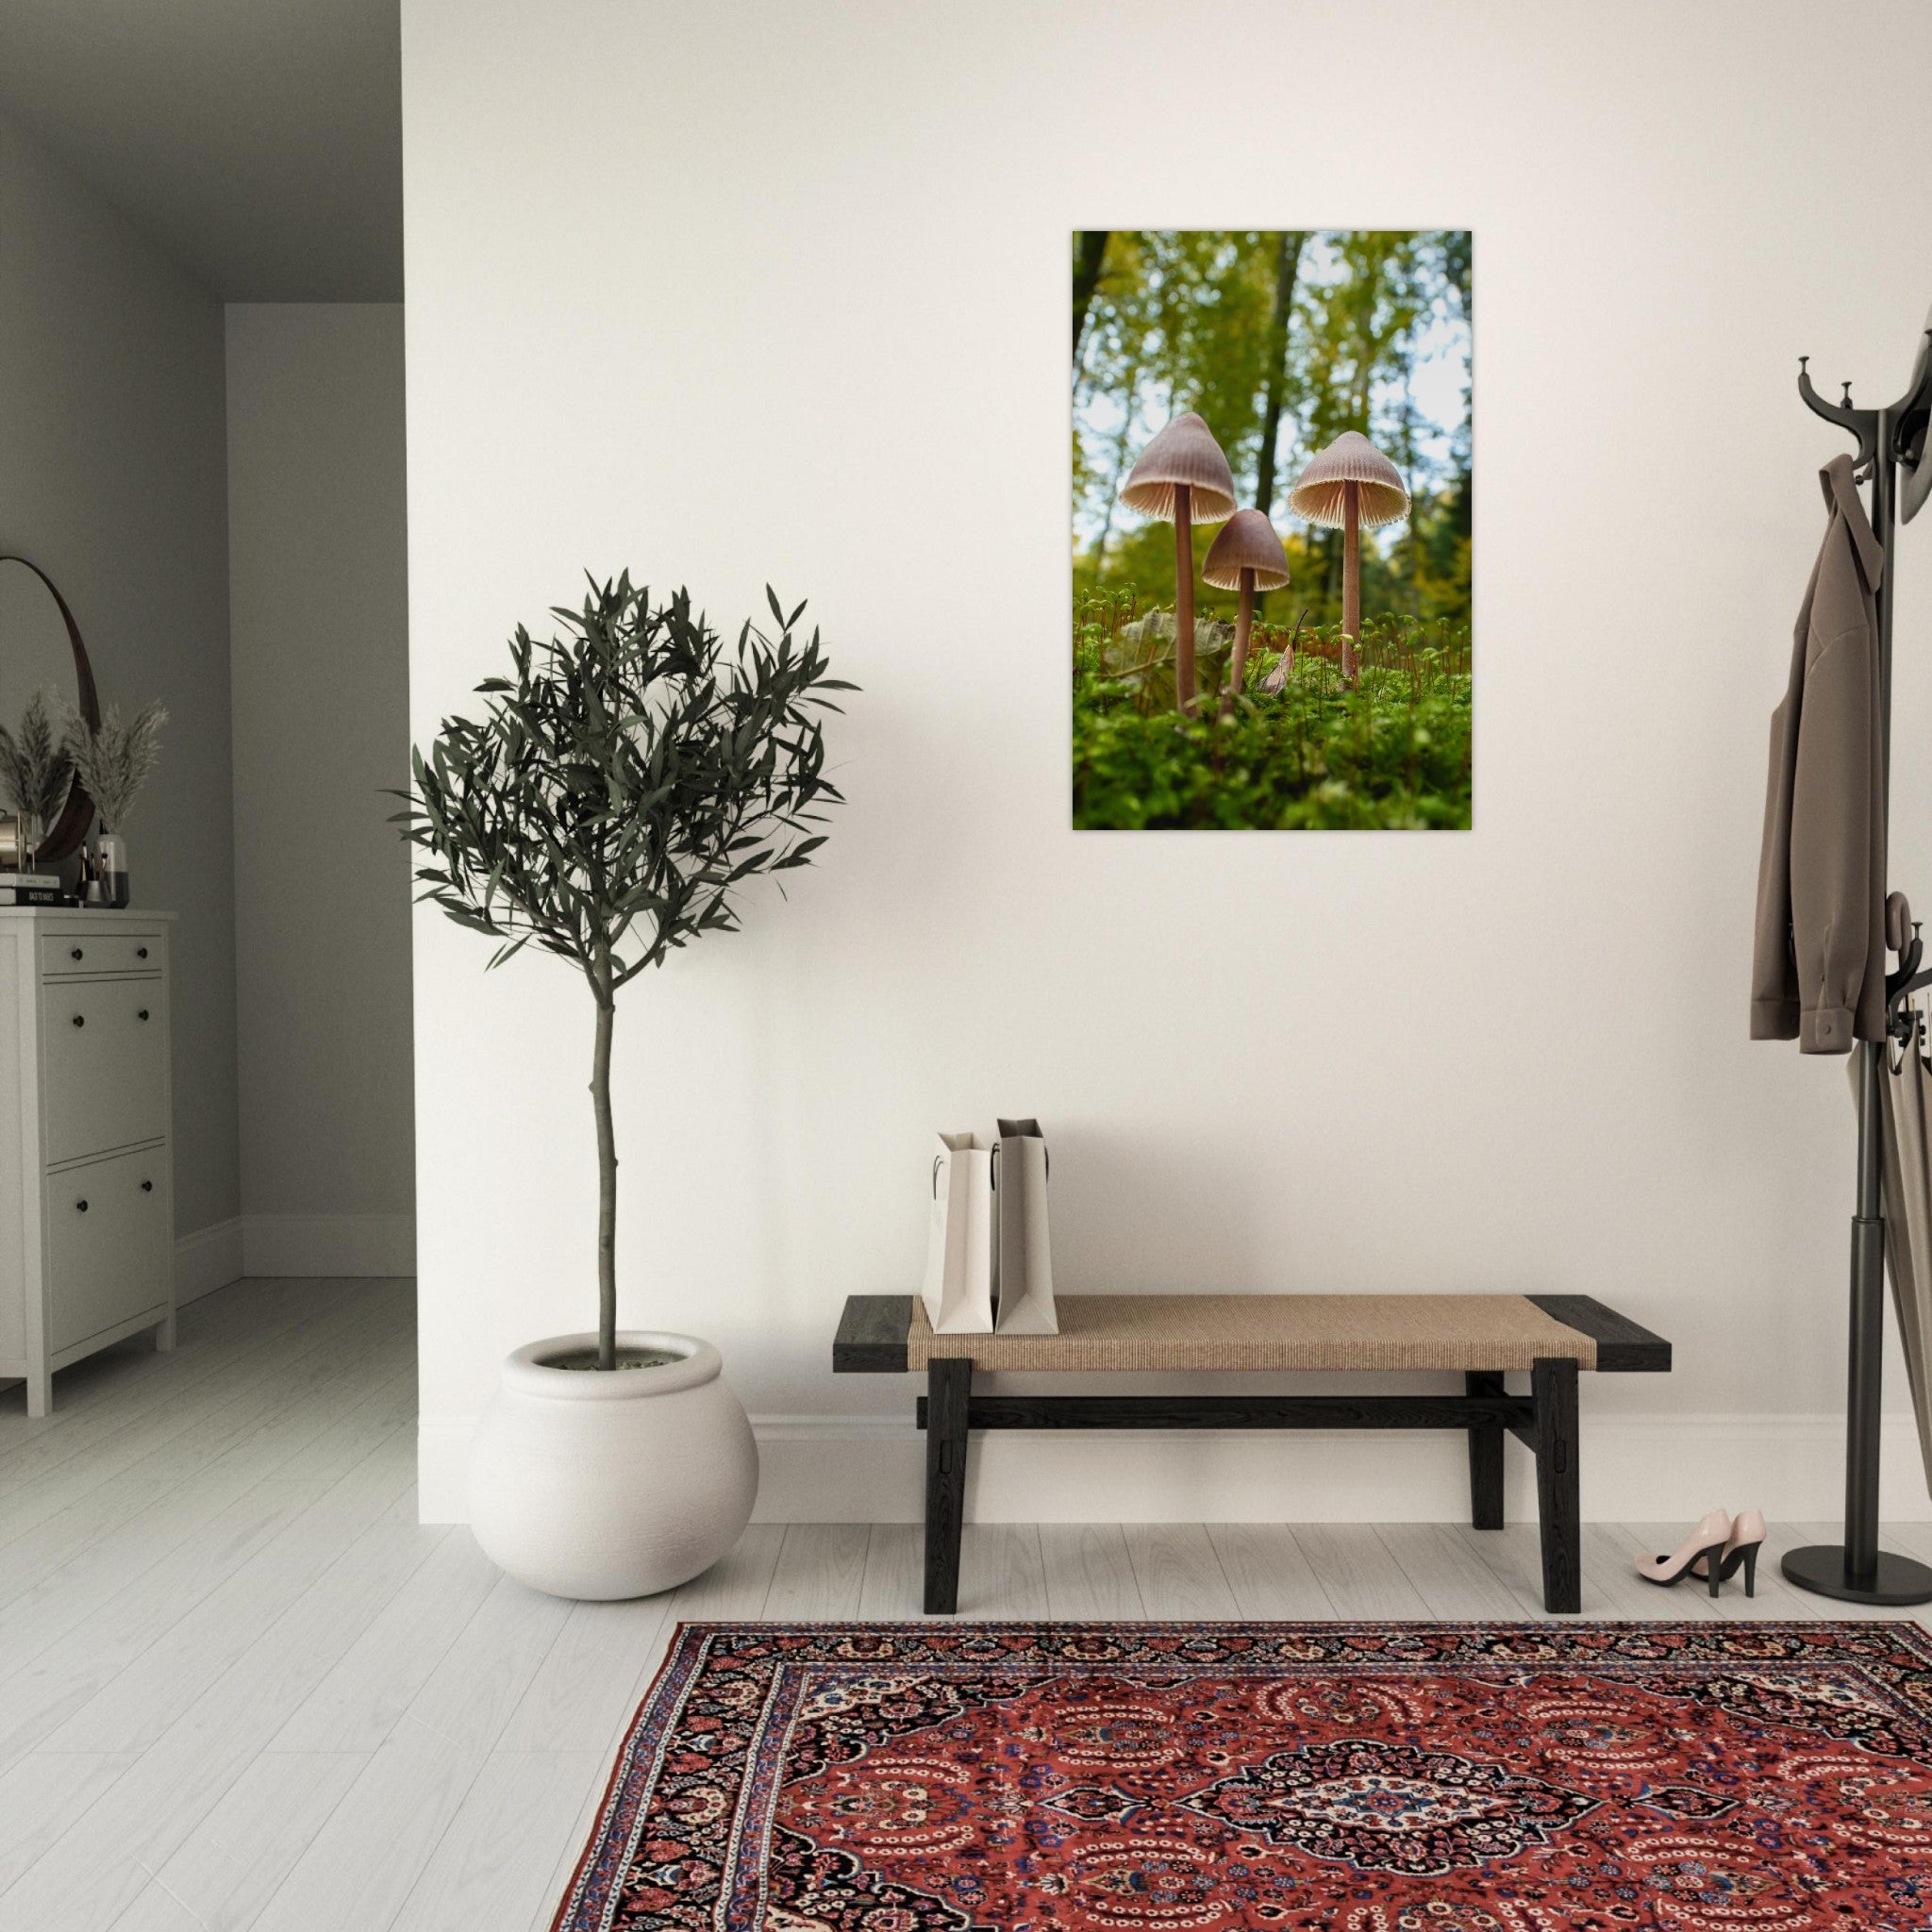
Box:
1783;1542;1932;1605
1781;341;1932;1609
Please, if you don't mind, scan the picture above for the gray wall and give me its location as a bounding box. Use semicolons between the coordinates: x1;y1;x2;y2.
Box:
0;108;240;1241
225;305;414;1245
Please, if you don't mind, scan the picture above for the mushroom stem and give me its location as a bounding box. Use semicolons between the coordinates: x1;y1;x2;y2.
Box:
1341;479;1360;687
1173;482;1195;714
1223;567;1256;715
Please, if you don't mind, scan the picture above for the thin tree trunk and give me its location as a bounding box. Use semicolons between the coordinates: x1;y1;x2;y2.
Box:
1091;352;1144;571
1254;231;1305;522
591;954;618;1370
1174;484;1195;714
1072;230;1109;371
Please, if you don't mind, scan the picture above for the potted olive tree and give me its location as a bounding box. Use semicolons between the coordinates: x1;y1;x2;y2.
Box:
400;575;851;1598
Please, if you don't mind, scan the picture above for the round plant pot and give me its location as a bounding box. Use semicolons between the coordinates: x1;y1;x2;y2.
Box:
468;1331;758;1600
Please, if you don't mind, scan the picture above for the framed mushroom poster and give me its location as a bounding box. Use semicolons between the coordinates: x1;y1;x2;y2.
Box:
1072;230;1473;830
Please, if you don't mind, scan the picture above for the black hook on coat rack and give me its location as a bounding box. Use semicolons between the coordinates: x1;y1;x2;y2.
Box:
1799;331;1932;481
1798;356;1879;476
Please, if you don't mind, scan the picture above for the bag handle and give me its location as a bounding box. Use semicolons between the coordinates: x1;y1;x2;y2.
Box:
991;1137;1048;1184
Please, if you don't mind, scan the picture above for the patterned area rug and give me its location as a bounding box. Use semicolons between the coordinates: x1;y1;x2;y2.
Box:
551;1621;1932;1931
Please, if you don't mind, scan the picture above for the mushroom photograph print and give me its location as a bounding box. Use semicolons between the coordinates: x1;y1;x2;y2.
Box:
1072;230;1473;829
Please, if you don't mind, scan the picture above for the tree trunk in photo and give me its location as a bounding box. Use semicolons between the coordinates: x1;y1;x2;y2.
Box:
1072;230;1109;370
591;955;618;1370
1174;483;1195;714
1253;231;1305;525
1341;481;1360;687
1091;351;1144;572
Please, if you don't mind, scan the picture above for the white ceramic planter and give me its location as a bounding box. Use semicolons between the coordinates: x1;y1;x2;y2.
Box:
468;1330;758;1600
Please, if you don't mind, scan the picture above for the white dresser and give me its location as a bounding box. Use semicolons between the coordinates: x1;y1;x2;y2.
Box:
0;909;175;1414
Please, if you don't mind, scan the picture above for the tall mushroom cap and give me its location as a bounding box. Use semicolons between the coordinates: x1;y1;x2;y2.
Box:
1286;431;1409;528
1202;509;1291;591
1119;412;1238;523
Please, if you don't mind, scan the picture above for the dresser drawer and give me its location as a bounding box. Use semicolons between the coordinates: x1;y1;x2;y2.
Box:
41;931;163;978
42;980;168;1164
46;1146;171;1352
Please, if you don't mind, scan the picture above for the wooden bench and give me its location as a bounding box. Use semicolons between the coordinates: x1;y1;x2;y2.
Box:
832;1292;1671;1616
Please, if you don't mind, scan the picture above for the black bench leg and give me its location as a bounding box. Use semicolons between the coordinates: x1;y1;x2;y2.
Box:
1531;1357;1581;1614
1466;1373;1506;1530
924;1358;972;1614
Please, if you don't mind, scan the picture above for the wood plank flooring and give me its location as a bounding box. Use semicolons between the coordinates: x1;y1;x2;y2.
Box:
4;1275;1929;1930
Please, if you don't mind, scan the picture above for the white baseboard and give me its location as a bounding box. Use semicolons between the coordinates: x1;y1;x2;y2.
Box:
241;1213;416;1278
175;1218;244;1303
174;1212;416;1301
415;1409;1932;1526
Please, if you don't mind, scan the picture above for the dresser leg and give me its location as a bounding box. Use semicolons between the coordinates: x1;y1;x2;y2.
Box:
155;1313;176;1353
25;1367;51;1418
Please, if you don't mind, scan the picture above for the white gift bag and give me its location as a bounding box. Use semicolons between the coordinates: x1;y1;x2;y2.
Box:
993;1117;1058;1335
923;1132;994;1333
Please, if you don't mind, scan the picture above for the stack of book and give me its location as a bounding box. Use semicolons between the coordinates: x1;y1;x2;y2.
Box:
0;872;63;908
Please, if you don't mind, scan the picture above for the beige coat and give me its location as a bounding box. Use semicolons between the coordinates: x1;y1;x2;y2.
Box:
1752;456;1887;1054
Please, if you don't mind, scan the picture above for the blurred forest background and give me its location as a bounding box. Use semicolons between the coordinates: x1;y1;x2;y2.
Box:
1073;230;1472;628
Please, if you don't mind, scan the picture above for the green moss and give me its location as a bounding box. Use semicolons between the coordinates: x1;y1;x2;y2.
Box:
1072;593;1473;832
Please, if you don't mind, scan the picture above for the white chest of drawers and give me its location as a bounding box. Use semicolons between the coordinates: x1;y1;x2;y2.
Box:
0;909;176;1415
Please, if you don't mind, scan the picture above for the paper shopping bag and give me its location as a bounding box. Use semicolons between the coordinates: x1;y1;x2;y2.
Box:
923;1132;995;1333
992;1117;1058;1334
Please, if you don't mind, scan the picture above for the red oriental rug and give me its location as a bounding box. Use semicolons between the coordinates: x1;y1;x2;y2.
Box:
549;1620;1932;1932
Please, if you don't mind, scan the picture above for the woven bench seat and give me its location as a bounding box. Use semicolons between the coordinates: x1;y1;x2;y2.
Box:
895;1292;1624;1374
833;1291;1671;1617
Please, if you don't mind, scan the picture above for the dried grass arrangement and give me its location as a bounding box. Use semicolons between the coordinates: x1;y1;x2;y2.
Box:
0;690;75;861
63;699;166;833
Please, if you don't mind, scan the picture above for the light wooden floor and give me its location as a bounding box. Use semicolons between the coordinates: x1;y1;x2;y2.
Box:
3;1277;1930;1931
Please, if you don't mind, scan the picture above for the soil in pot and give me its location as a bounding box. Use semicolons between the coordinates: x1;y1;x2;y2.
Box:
541;1346;679;1371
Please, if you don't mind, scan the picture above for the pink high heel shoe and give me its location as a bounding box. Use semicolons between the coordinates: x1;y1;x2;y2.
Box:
1636;1509;1732;1596
1690;1509;1767;1598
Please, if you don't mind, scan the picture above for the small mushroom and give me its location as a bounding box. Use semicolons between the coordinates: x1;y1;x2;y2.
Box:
1287;431;1409;686
1119;412;1238;714
1203;509;1290;711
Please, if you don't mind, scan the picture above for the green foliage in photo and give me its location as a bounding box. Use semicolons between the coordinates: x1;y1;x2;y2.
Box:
1073;591;1472;831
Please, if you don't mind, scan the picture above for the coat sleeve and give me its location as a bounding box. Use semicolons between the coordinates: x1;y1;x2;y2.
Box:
1750;678;1801;1040
1751;559;1819;1041
1787;549;1881;1053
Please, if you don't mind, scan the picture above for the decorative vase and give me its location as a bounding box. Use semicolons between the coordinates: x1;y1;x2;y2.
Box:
468;1330;758;1600
93;829;128;908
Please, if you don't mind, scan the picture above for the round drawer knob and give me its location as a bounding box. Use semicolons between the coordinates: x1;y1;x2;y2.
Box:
69;947;82;960
71;1014;84;1028
141;1180;154;1193
138;1009;150;1022
136;947;148;959
75;1199;88;1213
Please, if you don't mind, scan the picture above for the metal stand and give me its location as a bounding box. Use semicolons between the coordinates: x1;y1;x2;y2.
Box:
1781;341;1932;1608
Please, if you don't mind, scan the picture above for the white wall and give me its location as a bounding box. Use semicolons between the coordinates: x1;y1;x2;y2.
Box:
402;0;1932;1522
0;108;242;1270
225;304;415;1278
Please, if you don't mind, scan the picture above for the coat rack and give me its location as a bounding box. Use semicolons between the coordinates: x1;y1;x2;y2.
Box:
1782;325;1932;1606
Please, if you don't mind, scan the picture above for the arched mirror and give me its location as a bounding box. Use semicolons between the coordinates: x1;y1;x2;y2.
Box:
0;556;100;865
